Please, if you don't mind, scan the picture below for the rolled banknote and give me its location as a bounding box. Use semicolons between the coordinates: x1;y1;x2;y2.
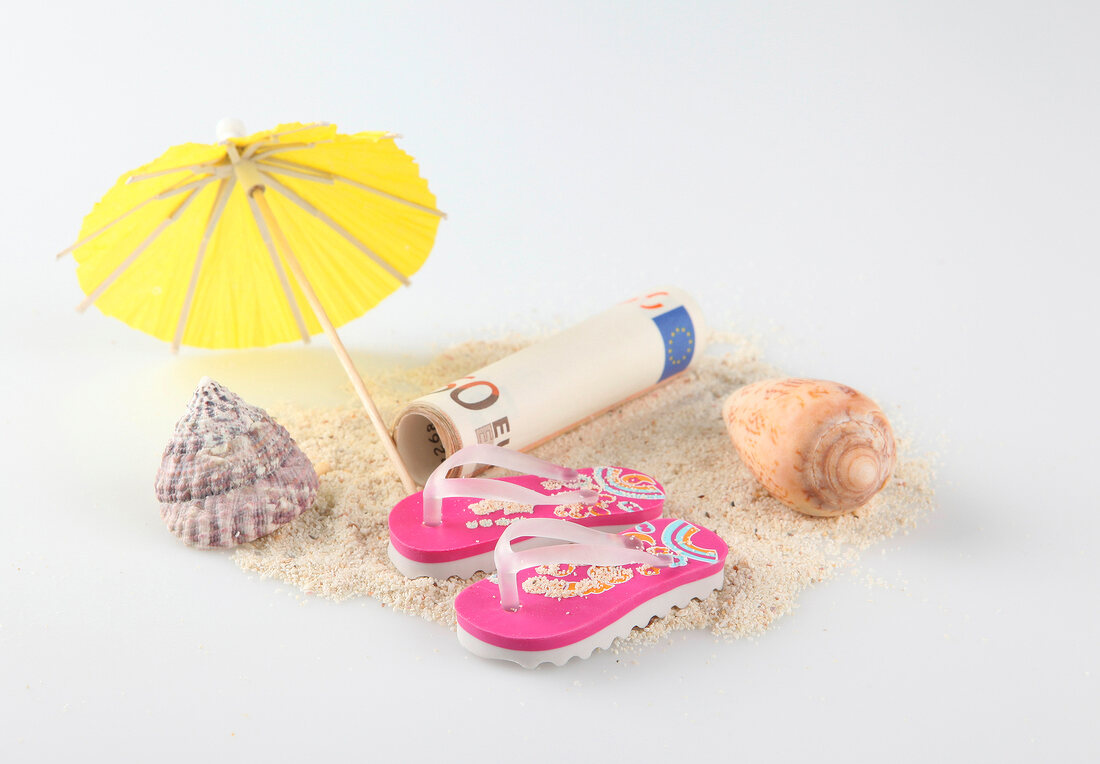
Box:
392;287;706;484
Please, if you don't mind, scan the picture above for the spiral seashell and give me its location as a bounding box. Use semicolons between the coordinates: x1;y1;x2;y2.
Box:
722;378;896;517
156;378;318;548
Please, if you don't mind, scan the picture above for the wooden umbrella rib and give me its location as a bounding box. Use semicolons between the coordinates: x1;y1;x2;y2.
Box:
55;175;212;259
336;174;446;218
241;123;331;160
171;177;233;352
257;171;410;285
76;188;202;312
250;140;333;160
155;175;218;199
256;157;334;180
245;190;313;345
127;161;221;183
255;160;335;185
259;157;445;218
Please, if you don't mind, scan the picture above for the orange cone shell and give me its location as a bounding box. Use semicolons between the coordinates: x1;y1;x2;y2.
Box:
722;378;896;517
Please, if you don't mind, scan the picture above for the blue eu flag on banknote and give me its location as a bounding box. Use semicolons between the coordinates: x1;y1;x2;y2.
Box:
652;306;695;382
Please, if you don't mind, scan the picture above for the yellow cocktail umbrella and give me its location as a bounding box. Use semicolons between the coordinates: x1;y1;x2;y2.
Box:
58;120;445;494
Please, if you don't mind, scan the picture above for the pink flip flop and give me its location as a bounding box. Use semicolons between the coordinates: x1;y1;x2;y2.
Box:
454;517;728;667
387;445;666;579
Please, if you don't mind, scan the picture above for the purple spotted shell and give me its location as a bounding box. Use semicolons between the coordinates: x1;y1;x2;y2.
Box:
156;378;318;549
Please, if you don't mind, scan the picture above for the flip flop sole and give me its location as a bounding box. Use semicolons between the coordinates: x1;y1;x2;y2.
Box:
455;569;725;668
387;519;648;580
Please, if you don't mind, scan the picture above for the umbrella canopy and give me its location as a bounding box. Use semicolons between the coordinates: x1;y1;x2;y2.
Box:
62;121;443;349
58;121;445;493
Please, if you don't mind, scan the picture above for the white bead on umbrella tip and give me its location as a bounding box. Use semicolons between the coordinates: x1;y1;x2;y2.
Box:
215;118;247;142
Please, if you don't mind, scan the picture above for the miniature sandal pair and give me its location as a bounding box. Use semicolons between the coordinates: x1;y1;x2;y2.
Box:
388;444;667;579
388;445;728;667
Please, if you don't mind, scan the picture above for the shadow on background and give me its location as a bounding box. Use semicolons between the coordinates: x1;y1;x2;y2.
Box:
143;344;435;411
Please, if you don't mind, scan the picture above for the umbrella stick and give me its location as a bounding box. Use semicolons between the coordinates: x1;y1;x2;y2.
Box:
251;188;418;495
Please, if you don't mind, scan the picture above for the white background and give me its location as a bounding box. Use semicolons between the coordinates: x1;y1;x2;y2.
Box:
2;1;1097;761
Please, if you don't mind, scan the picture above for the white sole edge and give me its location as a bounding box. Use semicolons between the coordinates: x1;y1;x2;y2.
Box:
387;522;644;580
456;569;725;668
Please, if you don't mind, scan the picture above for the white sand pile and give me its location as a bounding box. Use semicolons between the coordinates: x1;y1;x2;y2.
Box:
234;334;935;644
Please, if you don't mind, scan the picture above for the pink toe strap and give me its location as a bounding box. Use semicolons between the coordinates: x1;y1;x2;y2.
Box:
494;518;674;611
421;445;597;527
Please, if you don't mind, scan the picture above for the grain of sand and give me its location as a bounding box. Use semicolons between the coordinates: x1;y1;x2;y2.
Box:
234;334;935;646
